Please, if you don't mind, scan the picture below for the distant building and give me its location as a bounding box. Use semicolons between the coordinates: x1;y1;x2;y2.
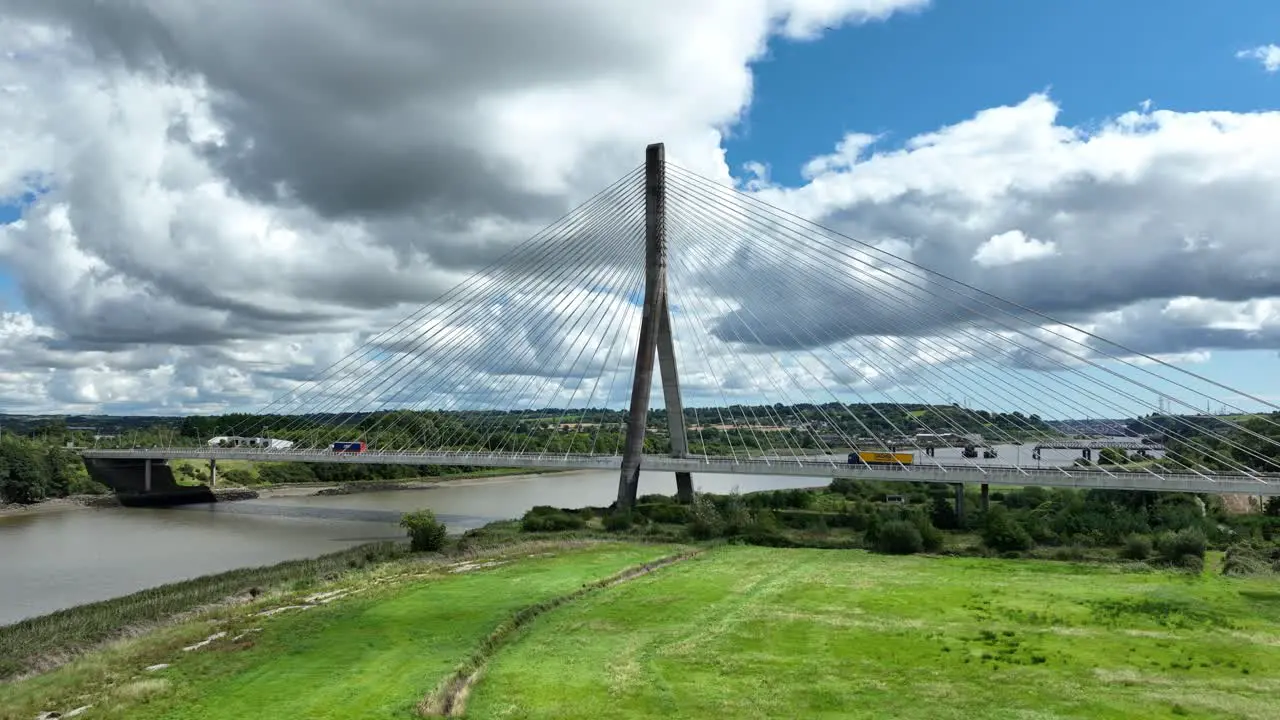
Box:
207;435;294;450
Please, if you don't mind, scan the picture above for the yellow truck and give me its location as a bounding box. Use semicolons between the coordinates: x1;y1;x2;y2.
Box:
848;451;914;466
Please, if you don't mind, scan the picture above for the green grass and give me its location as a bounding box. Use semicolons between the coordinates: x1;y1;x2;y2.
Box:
0;542;682;720
9;543;1280;719
468;546;1280;719
0;543;408;682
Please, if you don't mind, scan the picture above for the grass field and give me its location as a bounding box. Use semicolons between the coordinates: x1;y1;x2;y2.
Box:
4;544;1279;719
470;547;1280;719
0;542;683;720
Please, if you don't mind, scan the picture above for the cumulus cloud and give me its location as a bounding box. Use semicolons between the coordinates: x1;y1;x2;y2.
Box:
2;2;1280;422
0;0;929;414
1237;44;1280;72
740;94;1280;350
972;230;1058;267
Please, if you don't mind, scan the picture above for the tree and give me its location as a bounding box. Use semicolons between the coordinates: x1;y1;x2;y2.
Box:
400;509;448;552
1098;447;1129;465
0;441;48;504
1264;496;1280;517
871;520;923;554
981;506;1033;552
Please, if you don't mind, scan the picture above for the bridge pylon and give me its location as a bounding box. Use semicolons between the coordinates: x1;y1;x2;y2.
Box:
617;142;692;509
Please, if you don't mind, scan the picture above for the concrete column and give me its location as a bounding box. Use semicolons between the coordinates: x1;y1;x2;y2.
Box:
954;483;965;526
617;142;667;510
657;291;693;503
980;483;989;512
209;458;218;488
144;458;152;493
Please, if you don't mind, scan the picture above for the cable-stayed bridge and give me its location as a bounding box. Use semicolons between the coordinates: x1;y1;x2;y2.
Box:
82;143;1280;503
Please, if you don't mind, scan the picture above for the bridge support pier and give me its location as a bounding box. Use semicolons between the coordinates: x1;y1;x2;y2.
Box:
619;142;691;509
980;483;989;513
209;459;218;488
82;457;214;506
658;294;693;503
954;483;965;526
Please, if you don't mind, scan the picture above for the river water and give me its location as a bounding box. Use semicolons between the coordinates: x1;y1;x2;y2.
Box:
0;441;1145;627
0;469;824;626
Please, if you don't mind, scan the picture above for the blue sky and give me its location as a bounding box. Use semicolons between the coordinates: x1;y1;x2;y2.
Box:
718;0;1280;415
0;191;35;312
725;0;1280;185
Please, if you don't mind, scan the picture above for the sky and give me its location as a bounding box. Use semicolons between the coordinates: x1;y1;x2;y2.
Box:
2;0;1280;423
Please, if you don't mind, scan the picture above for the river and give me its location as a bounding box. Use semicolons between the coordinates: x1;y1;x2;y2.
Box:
0;440;1147;627
0;469;825;627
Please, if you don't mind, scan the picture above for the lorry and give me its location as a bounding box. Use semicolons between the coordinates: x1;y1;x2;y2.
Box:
847;451;914;466
331;441;366;453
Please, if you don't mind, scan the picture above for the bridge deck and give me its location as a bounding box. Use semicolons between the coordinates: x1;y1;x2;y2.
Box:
79;448;1280;496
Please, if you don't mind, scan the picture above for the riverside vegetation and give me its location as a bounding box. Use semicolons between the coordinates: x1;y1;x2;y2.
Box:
519;478;1280;574
4;478;1280;719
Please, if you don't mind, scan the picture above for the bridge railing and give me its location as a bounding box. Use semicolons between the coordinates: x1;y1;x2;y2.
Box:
78;446;1277;486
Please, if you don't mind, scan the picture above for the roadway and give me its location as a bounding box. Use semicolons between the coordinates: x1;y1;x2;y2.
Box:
79;447;1280;496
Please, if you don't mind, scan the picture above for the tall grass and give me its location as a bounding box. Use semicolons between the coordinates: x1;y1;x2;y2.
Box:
0;541;407;680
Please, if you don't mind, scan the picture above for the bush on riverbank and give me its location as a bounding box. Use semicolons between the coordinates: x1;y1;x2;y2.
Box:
521;506;588;532
401;509;448;552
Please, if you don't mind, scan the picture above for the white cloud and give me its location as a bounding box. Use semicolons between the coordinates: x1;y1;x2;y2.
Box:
1237;44;1280;72
972;229;1058;267
0;1;929;415
0;2;1277;423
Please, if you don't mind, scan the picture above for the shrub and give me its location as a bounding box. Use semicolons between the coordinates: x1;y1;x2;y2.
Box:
1121;534;1153;560
221;468;254;486
718;491;754;535
1051;544;1087;562
637;494;673;505
1178;554;1205;573
687;494;724;540
400;509;448;552
929;496;959;530
1265;496;1280;517
1156;528;1206;565
520;506;586;532
917;517;945;552
1098;447;1129;465
603;511;634;532
741;526;797;547
636;502;691;524
1153;495;1206;532
838;503;873;531
981;506;1034;552
1222;542;1279;576
871;520;924;555
256;463;317;485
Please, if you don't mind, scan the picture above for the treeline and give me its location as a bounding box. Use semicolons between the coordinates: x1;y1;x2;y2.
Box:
1158;413;1280;474
0;434;105;504
227;462;489;486
84;401;1058;454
